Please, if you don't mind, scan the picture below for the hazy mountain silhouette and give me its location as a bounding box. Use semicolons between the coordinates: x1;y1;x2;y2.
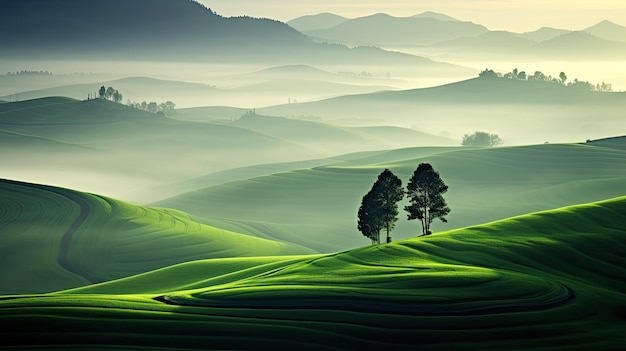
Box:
519;27;570;42
411;11;459;22
303;13;488;46
287;13;349;32
537;31;626;58
431;29;626;59
584;20;626;43
0;0;464;67
434;31;536;53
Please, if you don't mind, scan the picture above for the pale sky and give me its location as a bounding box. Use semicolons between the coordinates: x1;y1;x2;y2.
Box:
200;0;626;32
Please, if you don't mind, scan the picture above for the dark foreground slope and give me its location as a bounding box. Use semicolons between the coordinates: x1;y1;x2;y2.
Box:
0;179;312;294
1;197;625;350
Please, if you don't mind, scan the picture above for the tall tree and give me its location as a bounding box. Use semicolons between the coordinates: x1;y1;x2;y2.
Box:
376;169;404;243
105;87;115;100
98;85;106;99
357;169;404;244
405;163;450;236
112;89;123;103
357;190;382;244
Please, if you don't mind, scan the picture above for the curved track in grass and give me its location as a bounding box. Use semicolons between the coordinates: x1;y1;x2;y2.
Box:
48;188;98;284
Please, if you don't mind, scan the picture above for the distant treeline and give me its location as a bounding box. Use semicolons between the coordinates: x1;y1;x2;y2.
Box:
479;68;613;92
4;71;96;77
127;100;176;117
5;70;53;76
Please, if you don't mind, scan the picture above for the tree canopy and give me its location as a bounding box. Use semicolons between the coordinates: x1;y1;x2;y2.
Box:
405;163;450;236
98;85;123;103
461;131;502;147
357;169;404;244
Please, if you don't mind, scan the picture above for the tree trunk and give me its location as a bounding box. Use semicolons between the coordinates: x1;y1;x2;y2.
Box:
386;224;391;243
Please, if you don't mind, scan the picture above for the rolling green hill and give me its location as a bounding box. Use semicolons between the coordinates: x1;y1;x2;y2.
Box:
228;113;457;153
1;197;624;350
153;143;626;252
0;179;312;294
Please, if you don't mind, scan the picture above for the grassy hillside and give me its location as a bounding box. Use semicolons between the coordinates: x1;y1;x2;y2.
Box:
228;113;456;153
586;135;626;150
1;197;625;350
153;143;626;252
0;179;312;294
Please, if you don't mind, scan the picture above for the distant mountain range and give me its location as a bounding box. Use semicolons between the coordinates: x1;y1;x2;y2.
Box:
288;12;626;58
0;0;469;72
299;13;489;46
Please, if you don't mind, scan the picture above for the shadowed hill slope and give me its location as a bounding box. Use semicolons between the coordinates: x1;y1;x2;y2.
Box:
1;197;625;349
0;179;313;294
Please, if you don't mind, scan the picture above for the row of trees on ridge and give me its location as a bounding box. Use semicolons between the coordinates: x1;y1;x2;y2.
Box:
479;68;613;91
357;164;450;244
127;100;177;117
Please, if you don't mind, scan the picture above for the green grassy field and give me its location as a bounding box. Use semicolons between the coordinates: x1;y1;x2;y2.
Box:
153;141;626;252
0;179;312;294
1;196;624;350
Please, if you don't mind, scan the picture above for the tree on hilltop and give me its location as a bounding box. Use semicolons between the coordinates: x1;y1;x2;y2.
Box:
461;131;502;147
357;190;382;245
357;169;404;244
112;89;123;103
105;87;115;100
405;163;450;236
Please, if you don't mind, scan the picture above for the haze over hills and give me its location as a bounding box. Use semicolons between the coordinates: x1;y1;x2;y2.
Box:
0;74;399;108
519;27;570;42
584;20;626;42
0;95;461;202
303;13;489;46
287;13;349;31
261;77;626;143
0;97;324;201
0;0;472;78
293;11;626;61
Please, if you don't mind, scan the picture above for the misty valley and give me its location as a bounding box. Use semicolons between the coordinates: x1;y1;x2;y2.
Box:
1;1;625;350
